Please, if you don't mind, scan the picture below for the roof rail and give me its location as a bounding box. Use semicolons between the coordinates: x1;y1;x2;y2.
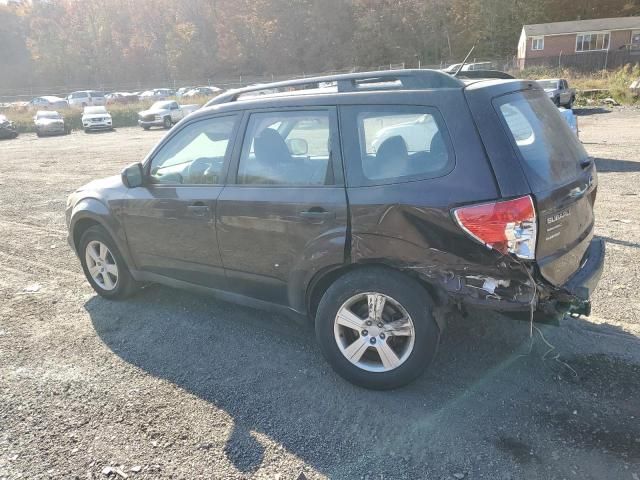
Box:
205;69;463;107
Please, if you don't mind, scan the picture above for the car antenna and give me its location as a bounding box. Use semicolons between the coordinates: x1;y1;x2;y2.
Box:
454;44;476;77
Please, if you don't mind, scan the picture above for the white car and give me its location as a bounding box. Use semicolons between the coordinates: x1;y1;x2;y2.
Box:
29;96;68;110
34;110;66;137
139;88;174;100
371;114;439;152
82;106;113;133
67;91;106;108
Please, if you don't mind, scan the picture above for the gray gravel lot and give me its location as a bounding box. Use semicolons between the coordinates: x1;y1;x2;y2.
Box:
0;113;639;479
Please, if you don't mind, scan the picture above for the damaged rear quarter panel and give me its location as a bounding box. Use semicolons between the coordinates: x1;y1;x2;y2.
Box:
347;184;536;310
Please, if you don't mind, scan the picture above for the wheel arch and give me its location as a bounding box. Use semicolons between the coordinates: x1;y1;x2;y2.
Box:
70;200;135;269
306;261;443;321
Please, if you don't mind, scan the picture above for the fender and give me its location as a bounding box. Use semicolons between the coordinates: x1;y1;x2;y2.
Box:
69;198;136;269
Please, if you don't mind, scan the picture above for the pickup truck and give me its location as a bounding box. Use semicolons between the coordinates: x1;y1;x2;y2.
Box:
137;101;199;130
537;78;576;108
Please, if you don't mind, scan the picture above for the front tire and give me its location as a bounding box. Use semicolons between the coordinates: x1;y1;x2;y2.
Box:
163;116;172;129
315;267;440;389
79;225;138;300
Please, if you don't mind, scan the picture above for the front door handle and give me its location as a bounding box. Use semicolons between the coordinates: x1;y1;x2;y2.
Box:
187;203;210;217
299;208;335;221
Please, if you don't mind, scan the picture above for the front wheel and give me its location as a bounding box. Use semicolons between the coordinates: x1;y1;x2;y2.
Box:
163;117;172;129
315;268;440;389
79;225;139;300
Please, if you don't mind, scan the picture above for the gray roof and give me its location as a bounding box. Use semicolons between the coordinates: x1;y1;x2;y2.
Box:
524;17;640;36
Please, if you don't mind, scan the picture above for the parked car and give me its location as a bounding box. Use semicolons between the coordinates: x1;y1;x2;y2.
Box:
0;114;18;139
68;91;106;108
139;88;174;100
537;78;576;108
81;106;113;132
66;70;604;390
29;96;68;110
176;86;197;98
182;86;222;98
137;100;199;130
34;110;66;137
442;62;495;74
105;92;139;105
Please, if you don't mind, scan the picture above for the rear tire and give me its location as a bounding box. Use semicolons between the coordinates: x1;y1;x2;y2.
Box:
315;267;440;389
79;225;139;300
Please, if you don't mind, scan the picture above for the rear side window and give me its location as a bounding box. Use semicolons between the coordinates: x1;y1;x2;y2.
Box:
495;91;587;192
236;110;334;186
342;106;453;186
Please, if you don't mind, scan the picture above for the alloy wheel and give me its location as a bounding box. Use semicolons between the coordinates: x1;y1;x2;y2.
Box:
334;292;415;372
85;240;119;291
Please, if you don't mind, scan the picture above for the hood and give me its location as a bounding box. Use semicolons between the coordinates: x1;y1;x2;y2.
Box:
36;118;64;126
67;175;126;210
82;112;111;120
139;108;167;116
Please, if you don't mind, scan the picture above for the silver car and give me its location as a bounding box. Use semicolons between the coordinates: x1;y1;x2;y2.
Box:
34;110;66;137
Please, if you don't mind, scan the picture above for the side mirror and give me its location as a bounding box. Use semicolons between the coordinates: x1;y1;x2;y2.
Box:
286;138;309;156
121;162;143;188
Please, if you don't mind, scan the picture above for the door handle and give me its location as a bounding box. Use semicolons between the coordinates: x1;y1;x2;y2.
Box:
299;208;335;221
187;203;210;216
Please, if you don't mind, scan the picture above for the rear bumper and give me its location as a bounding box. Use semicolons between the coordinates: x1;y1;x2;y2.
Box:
561;237;605;301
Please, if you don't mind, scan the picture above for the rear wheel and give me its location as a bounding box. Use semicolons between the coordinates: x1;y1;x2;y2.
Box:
315;268;440;389
79;225;138;300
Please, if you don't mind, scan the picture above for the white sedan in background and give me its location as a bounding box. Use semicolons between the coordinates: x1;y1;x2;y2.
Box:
82;106;113;133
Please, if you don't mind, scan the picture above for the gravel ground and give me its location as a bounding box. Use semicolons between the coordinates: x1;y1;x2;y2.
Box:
0;114;639;480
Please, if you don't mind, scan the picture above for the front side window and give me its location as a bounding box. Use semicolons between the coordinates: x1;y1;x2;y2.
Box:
352;108;452;184
532;36;544;51
576;32;610;51
149;115;238;185
237;110;334;185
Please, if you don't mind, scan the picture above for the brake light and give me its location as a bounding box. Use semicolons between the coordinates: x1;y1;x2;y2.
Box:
453;195;537;259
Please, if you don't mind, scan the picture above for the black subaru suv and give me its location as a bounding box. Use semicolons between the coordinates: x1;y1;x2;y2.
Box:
66;70;604;389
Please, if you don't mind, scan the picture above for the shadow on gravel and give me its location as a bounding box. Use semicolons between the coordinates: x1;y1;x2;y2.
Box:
573;108;612;116
86;286;640;478
594;157;640;172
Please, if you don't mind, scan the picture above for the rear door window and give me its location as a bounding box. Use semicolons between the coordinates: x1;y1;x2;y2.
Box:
495;90;587;192
341;106;454;186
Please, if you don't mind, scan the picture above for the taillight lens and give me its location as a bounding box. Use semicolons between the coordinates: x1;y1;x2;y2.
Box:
453;195;537;259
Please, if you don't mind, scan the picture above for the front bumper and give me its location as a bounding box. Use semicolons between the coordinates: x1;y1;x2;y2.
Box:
38;125;65;135
84;121;112;131
138;119;164;128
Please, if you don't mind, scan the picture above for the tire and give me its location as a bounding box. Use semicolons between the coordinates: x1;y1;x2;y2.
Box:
163;117;172;129
315;267;440;390
79;225;139;300
566;96;575;109
36;131;41;138
554;96;561;107
143;126;150;131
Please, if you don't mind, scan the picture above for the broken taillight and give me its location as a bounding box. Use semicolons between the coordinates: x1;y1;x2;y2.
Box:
453;195;537;260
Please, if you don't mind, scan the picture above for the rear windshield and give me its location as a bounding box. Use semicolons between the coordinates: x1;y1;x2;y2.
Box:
495;90;587;192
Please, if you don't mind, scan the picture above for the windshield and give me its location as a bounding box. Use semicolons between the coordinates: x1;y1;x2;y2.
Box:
70;92;88;99
537;80;559;89
495;90;587;192
84;106;107;114
37;111;61;119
